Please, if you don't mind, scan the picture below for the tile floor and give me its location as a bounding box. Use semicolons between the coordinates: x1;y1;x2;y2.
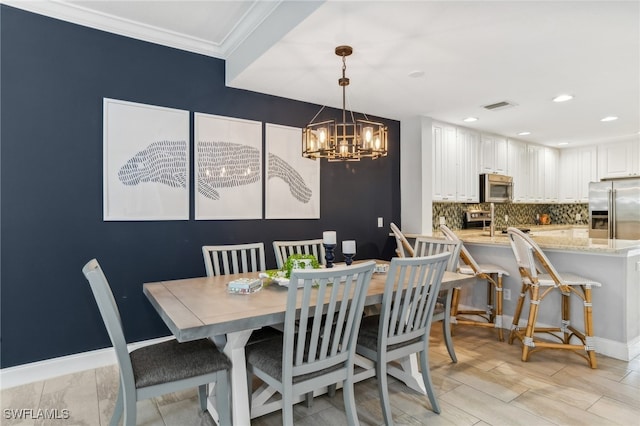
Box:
2;325;639;425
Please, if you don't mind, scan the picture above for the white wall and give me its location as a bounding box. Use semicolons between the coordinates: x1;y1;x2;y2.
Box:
400;116;433;235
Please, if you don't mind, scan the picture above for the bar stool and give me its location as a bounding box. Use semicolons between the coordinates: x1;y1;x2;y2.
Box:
440;225;509;341
506;227;601;368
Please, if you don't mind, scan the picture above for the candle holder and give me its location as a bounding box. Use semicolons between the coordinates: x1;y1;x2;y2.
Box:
323;244;336;268
343;253;355;266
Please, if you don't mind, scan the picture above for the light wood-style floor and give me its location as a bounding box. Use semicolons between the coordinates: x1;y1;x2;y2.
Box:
2;325;639;425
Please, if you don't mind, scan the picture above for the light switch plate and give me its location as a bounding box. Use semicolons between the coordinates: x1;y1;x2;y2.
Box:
377;217;383;228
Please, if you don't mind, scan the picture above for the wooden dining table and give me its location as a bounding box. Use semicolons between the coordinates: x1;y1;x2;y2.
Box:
143;260;477;424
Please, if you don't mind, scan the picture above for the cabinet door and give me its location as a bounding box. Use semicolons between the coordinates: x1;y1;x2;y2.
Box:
598;140;640;179
456;128;479;202
527;144;544;202
480;135;495;173
559;148;579;203
577;146;597;201
432;123;457;201
495;137;508;174
480;134;507;174
507;139;528;202
543;147;559;202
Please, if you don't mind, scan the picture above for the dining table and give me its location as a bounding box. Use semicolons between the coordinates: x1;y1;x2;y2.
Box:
143;259;478;424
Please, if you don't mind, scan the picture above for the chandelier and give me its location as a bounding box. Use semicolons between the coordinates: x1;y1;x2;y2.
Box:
302;46;388;161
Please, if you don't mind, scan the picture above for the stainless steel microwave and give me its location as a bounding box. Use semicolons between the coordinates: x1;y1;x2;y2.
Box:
480;174;513;203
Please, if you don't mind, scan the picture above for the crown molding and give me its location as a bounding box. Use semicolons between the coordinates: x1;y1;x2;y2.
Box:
2;0;281;59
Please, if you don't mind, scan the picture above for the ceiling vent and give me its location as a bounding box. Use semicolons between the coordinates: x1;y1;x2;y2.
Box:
483;101;517;111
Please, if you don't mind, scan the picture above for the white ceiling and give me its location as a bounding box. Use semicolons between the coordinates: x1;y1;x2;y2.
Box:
6;0;640;148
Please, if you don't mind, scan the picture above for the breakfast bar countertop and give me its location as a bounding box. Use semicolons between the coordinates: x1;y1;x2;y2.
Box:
409;225;640;255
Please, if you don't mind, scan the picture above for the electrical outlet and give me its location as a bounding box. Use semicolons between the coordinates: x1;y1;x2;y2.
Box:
377;217;383;228
439;217;446;225
504;214;509;223
503;289;511;301
576;213;581;221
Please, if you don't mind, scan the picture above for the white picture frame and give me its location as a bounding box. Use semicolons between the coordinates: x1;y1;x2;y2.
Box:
195;113;263;220
265;123;320;219
103;98;189;221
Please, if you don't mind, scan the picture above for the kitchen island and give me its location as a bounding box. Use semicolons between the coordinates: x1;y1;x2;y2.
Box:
411;225;640;361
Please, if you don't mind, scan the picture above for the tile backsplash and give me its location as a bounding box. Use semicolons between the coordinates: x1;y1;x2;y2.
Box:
433;202;588;231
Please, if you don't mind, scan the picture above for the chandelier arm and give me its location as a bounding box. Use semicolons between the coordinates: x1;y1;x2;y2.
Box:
308;105;327;124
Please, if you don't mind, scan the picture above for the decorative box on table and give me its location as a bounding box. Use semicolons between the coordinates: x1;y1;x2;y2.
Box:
227;278;262;294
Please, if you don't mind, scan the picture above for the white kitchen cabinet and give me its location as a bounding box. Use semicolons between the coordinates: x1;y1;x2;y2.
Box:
507;139;528;202
527;144;545;203
480;134;508;174
597;140;640;179
456;127;480;202
559;146;597;202
432;122;457;201
543;147;559;202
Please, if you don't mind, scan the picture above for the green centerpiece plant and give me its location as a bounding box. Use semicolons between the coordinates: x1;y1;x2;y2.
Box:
266;254;321;280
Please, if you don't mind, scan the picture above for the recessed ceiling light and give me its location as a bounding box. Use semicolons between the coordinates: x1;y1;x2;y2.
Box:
558;142;569;146
517;131;531;136
408;70;425;78
552;94;574;102
463;117;478;122
601;116;618;122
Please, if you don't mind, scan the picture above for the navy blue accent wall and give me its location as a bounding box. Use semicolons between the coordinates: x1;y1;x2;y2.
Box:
0;5;400;368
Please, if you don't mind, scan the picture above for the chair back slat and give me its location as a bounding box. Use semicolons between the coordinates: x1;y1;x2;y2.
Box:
273;239;326;268
202;243;266;276
413;236;461;272
284;262;376;379
382;254;450;347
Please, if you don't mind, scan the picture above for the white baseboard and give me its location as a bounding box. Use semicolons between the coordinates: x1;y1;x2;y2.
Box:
0;336;173;390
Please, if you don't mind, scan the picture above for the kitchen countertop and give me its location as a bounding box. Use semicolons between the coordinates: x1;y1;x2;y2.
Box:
407;225;640;255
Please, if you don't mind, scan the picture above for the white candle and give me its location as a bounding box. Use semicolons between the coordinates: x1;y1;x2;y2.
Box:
342;240;356;254
323;231;337;245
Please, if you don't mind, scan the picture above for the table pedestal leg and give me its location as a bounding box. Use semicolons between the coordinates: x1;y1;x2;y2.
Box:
207;330;253;425
387;354;426;394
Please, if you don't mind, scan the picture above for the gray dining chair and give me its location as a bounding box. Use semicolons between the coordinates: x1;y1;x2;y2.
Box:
413;236;462;363
506;227;601;368
202;242;277;347
202;242;266;276
440;224;510;341
246;261;377;425
272;238;326;268
356;253;451;424
82;259;232;426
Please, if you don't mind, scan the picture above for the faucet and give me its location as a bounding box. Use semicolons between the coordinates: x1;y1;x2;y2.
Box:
490;202;495;237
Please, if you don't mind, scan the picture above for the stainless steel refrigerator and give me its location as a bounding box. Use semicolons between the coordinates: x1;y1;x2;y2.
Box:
589;178;640;240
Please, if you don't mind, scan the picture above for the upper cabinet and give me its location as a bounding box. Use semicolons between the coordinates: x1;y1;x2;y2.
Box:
598;140;640;179
456;127;480;202
480;134;508;174
432;122;479;202
543;147;559;203
507;139;528;202
432;122;457;201
559;146;597;203
428;120;638;205
526;144;545;203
